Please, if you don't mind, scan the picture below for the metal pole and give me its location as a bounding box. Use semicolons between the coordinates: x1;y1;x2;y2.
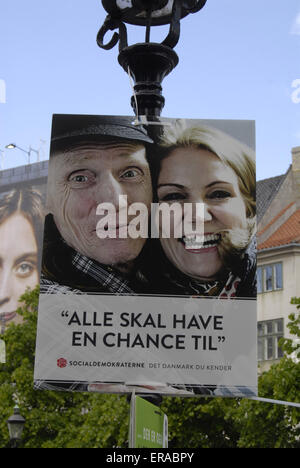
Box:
248;396;300;408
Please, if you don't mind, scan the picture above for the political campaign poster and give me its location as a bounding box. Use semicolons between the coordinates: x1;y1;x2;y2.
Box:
34;114;257;397
0;165;47;332
129;394;168;448
0;339;5;363
0;163;47;368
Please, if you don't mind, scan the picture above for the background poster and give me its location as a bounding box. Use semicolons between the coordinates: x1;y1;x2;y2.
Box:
0;164;47;333
34;114;257;397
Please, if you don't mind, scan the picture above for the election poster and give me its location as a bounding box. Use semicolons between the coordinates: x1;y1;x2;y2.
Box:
0;166;47;334
34;114;257;397
0;339;5;364
129;394;168;448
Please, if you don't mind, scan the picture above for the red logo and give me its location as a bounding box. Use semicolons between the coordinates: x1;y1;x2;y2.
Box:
57;358;67;368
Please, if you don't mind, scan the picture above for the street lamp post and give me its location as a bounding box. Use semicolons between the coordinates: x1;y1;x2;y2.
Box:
5;143;40;164
7;406;26;448
97;0;207;118
97;1;208;407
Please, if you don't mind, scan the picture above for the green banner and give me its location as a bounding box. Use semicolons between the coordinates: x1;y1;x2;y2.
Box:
0;339;6;363
131;395;168;448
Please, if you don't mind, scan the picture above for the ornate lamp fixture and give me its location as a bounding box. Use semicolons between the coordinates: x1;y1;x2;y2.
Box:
97;1;207;117
7;406;26;448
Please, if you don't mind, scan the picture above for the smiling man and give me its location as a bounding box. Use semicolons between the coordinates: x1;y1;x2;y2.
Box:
41;114;154;294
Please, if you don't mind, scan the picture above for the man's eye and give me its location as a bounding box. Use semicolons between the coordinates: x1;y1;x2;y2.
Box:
69;174;89;183
207;190;232;199
68;171;95;186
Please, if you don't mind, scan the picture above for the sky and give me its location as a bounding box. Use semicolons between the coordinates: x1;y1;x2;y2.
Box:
0;0;300;181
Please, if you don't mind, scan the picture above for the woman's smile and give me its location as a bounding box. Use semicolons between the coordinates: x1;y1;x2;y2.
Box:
180;232;222;251
157;147;248;280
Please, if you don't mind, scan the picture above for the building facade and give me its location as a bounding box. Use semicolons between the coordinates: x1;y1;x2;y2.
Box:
257;147;300;371
0;160;48;197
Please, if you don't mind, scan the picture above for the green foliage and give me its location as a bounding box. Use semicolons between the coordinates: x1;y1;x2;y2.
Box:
65;393;129;448
279;298;300;359
233;355;300;448
0;290;299;448
161;396;240;448
0;287;129;448
233;301;300;448
162;298;300;448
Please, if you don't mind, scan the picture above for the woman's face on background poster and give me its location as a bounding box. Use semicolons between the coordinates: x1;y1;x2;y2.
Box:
0;213;39;326
157;147;248;280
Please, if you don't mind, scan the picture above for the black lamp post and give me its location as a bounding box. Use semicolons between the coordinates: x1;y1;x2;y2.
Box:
97;0;207;118
7;406;26;448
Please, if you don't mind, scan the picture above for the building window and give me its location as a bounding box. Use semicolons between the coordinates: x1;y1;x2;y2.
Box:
257;319;284;361
257;263;283;293
257;268;262;294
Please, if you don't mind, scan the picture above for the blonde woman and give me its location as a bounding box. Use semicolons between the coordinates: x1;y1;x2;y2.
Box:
151;121;256;298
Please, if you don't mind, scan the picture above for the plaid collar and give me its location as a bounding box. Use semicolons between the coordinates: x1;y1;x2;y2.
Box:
163;265;241;298
71;251;135;294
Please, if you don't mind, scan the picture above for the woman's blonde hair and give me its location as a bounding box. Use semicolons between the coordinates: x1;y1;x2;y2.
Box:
159;120;256;219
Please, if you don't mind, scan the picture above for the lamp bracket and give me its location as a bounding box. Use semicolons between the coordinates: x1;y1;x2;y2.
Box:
98;0;207;52
97;0;207;117
97;15;128;51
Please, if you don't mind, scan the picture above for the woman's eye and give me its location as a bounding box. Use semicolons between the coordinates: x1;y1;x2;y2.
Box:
15;262;35;278
158;192;186;202
207;190;232;200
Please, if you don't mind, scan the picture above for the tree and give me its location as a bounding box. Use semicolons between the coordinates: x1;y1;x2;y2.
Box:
0;287;129;448
162;298;300;448
233;302;300;448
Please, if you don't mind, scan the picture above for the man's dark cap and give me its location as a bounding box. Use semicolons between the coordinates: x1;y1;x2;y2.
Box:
50;114;154;152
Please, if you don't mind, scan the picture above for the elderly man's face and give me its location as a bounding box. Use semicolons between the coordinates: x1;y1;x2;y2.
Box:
47;141;152;270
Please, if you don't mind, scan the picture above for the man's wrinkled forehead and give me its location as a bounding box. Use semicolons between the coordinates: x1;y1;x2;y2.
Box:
50;139;148;168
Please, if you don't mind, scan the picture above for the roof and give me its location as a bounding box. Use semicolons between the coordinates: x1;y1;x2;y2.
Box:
258;209;300;250
256;171;288;223
257;202;295;237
